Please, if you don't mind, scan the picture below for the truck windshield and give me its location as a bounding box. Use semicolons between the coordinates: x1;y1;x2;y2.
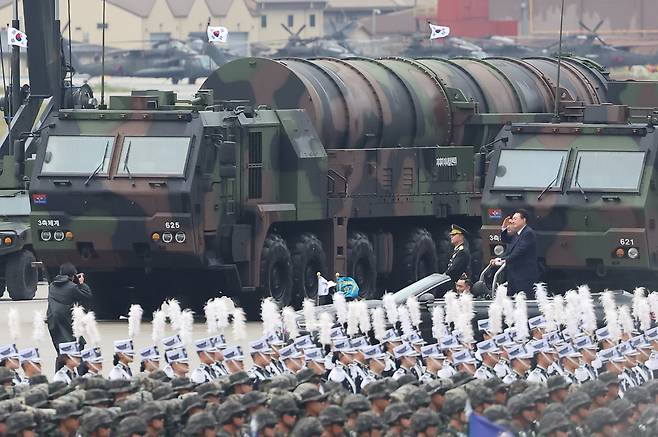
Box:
493;149;568;190
0;193;30;216
570;151;645;192
117;137;190;177
41;136;115;176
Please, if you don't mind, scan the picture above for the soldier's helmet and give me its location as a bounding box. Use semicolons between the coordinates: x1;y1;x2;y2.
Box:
483;404;511;422
319;405;347;427
405;387;431;409
342;394;371;413
383;403;412;425
138;402;166;423
564;391;591;415
292;417;324;437
184;411;217;435
585;407;619;433
270;394;300;416
215;399;247;424
410;408;441;433
506;393;529;417
243;390;269;409
117;416;148;436
443;388;468;416
546;375;570;393
5;411;36;435
80;408;113;434
181;393;207;416
537;411;571;435
251;409;278;433
355;412;384;434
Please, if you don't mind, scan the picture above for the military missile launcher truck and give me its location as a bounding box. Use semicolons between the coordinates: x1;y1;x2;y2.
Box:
29;56;616;316
481;81;658;290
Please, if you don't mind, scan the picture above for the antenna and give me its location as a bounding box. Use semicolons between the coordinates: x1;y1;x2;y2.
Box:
10;0;19;116
553;0;565;122
100;0;106;109
67;0;73;85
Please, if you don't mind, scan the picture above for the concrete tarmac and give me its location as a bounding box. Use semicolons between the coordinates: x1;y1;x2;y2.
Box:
0;284;264;379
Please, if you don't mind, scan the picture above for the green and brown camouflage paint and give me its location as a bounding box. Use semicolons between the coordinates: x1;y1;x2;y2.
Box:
27;56;658;313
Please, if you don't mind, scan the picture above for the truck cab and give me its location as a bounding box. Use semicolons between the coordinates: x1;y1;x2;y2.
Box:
481;104;658;289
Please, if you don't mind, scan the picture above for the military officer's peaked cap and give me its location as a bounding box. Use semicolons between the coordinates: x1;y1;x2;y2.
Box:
450;224;467;236
139;346;159;362
161;334;183;351
114;339;135;355
81;346;103;363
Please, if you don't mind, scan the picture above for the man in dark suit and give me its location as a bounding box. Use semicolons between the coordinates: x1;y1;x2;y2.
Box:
492;209;538;295
445;224;471;290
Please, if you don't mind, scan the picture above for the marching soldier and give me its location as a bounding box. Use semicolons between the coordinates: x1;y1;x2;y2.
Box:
81;346;104;378
165;347;190;378
190;337;218;383
328;339;358;393
17;348;41;385
392;342;421;380
527;339;552;384
503;344;533;384
138;346;160;375
444;225;471;290
248;338;273;382
54;341;81;384
419;345;447;382
474;340;499;380
108;339;134;380
210;334;230;377
0;344;21;385
360;345;386;389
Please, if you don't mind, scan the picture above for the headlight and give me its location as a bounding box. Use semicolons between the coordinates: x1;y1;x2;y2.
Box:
53;230;65;241
2;237;11;246
162;232;173;243
493;244;505;256
175;232;186;243
628;247;639;259
40;231;52;241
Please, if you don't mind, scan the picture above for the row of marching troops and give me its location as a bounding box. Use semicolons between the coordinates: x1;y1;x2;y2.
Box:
0;285;657;436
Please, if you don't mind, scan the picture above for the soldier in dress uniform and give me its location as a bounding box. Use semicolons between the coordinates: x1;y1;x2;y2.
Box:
328;338;358;393
557;344;582;384
248;338;273;382
380;329;402;378
190;337;218;383
392;342;421;380
0;344;21;386
54;341;81;384
165;346;190;378
161;334;184;379
222;346;246;374
419;345;446;383
474;340;499;380
108;339;134;380
304;348;328;378
275;344;302;375
360;345;386;389
444;225;471;290
492;332;514;379
138;346;160;375
349;337;370;389
503;344;533;384
631;335;654;384
81;346;104;378
17;348;41;385
527;339;553;384
210;334;230;377
452;349;478;375
574;335;599;383
265;332;286;376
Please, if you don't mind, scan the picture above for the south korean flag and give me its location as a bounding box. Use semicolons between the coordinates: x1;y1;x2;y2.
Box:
7;27;27;48
429;23;450;40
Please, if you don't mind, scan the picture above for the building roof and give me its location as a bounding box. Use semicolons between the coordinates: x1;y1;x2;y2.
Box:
166;0;196;17
256;0;327;4
205;0;235;16
326;0;414;11
357;7;418;36
107;0;157;18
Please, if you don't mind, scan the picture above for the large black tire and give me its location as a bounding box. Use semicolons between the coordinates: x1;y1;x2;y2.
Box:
260;233;293;307
291;233;327;301
6;250;37;300
347;231;377;299
398;227;438;287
